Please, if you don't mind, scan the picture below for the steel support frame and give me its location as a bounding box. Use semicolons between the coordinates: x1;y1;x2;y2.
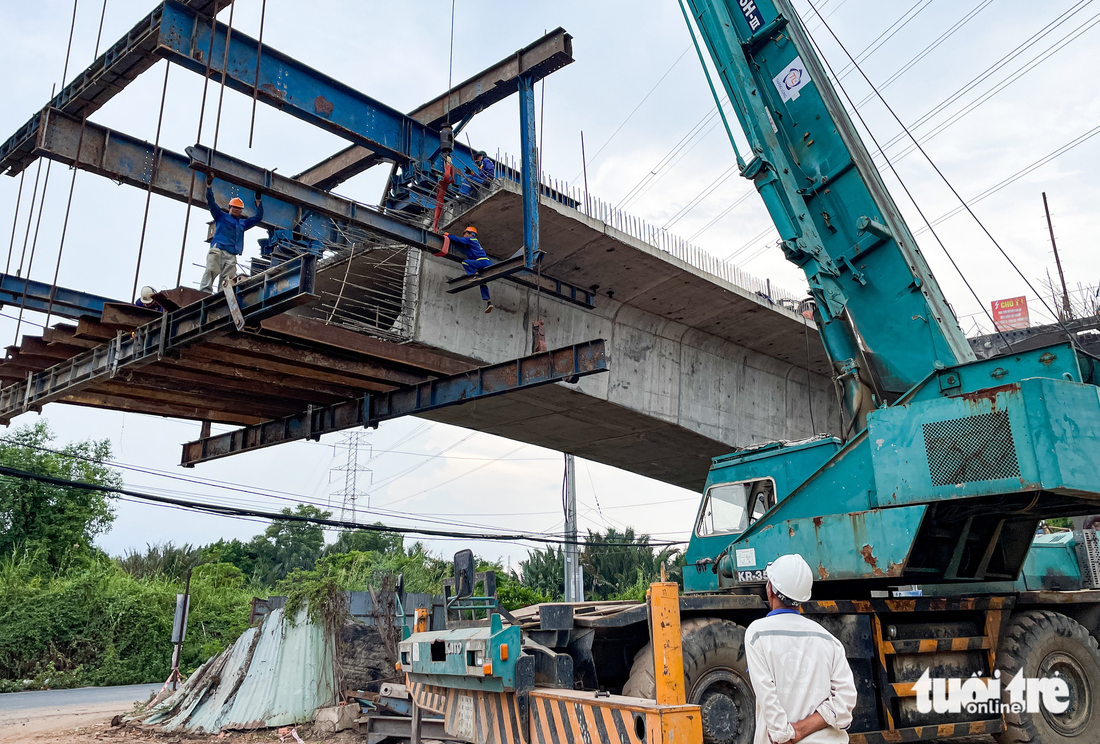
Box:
179;339;608;466
0;256;316;423
295;27;573;190
518;74;540;269
0;0;230;176
155;0;471;167
0;273;119;321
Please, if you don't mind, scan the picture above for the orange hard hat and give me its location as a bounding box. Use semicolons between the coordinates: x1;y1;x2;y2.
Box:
464;226;477;234
228;197;245;208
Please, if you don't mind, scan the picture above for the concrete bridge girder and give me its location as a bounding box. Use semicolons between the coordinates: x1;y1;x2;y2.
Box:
413;251;840;491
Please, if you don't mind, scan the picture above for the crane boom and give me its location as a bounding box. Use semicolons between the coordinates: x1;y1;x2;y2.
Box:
682;0;974;422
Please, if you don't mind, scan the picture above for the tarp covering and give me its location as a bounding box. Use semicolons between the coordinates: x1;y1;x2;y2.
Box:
145;607;337;732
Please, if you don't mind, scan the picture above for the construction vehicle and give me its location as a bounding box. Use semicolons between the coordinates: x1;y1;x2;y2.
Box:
398;1;1100;743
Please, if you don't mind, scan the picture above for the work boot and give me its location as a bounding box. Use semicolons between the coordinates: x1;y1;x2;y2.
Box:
484;301;494;314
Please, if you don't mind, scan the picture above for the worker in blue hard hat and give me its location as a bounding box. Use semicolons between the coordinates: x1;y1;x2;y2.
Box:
460;150;496;196
200;169;264;293
444;225;494;313
744;554;857;744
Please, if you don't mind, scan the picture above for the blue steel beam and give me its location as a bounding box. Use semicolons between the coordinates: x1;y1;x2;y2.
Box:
33;108;343;246
0;273;118;320
517;74;541;270
0;255;316;424
0;0;230;176
30;109;596;309
155;0;474;167
179;339;609;466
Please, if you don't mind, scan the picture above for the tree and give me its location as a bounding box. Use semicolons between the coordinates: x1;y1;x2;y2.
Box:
254;504;331;585
581;528;682;600
518;545;565;601
0;422;121;567
326;525;404;556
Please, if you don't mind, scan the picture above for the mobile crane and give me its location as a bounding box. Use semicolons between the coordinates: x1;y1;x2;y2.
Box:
398;2;1100;743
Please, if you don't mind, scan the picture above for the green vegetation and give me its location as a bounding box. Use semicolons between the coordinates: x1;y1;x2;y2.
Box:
0;421;683;692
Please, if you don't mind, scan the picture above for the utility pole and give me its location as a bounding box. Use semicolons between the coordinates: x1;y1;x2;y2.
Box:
563;454;584;602
1043;192;1073;321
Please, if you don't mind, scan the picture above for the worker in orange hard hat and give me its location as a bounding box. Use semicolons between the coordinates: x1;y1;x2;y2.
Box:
199;168;264;293
444;225;494;313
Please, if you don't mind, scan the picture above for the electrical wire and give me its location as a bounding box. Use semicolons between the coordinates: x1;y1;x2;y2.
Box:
569;46;692;186
805;0;1069;347
0;464;683;547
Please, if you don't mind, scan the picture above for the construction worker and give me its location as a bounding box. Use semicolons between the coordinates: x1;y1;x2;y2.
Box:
134;286;164;312
745;554;857;744
445;225;494;313
460;150;496;196
200;175;264;293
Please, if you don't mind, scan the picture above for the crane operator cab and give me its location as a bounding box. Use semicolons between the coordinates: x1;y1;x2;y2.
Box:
683;436;842;592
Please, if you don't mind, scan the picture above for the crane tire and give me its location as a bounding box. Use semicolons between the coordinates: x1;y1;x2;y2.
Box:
995;610;1100;744
622;617;754;744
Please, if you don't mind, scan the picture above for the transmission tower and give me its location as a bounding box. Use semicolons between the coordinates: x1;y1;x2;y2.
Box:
330;431;373;523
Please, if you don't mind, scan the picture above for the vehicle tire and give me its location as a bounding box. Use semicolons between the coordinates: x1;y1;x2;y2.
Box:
995;610;1100;744
622;617;754;744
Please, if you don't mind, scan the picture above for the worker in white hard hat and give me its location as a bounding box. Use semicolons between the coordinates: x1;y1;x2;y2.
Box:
134;286;163;312
745;554;857;744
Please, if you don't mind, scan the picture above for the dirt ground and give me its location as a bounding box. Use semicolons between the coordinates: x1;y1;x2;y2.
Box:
0;702;361;744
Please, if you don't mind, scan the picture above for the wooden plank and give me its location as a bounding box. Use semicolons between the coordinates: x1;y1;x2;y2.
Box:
94;378;304;421
42;325;102;348
162;354;379;399
260;315;472;375
60;391;265;426
184;345;401;391
135;361;357;406
99;302;163;329
210;334;433;386
75;318;116;340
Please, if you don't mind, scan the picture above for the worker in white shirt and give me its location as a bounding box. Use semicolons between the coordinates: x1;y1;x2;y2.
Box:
745;554;858;744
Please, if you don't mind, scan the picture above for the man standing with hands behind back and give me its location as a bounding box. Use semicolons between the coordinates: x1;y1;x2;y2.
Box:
745;554;858;744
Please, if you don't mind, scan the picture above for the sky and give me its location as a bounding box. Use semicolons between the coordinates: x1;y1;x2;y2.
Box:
0;0;1098;571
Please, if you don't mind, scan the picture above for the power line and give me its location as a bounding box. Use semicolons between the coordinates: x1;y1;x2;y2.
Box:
0;464;684;547
569;46;692;186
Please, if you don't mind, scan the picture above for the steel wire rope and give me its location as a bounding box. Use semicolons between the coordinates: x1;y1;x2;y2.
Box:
377;442;528;508
568;47;692;186
175;3;222;287
911;123;1100;235
853;0;995;108
618;116;724;212
12;158;44;278
46;0;110;326
130;63;171;302
13;108;57;345
661;164;738;230
4;171;26;274
885;10;1100;164
685;185;757;243
866;0;1096;162
804;1;1025;350
210;0;238;154
247;0;267;148
615;100;726;210
832;0;935;80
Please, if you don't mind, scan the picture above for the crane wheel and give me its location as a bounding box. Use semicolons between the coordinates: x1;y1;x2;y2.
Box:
995;610;1100;744
622;617;754;744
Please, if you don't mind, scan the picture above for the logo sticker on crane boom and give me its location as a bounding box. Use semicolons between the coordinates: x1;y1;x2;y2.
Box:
773;57;812;102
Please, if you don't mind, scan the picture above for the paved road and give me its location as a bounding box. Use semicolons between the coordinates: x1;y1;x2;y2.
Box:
0;683;161;711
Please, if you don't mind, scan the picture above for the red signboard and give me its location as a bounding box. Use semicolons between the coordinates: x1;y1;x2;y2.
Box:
992;296;1030;331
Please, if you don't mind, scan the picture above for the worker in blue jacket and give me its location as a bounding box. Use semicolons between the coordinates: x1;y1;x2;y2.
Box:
460;150;496;196
446;225;494;313
200;176;264;292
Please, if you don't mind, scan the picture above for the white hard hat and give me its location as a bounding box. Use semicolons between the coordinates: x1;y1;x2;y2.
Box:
766;554;813;604
140;286;156;303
